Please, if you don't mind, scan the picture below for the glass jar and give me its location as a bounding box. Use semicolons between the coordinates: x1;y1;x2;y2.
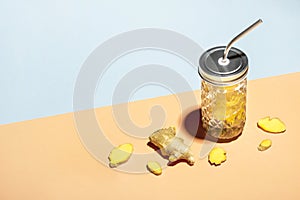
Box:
199;46;248;140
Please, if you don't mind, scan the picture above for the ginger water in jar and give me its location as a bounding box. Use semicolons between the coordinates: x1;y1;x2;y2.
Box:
198;46;248;140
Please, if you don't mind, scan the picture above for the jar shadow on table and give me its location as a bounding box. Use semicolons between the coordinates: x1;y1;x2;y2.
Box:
183;108;241;143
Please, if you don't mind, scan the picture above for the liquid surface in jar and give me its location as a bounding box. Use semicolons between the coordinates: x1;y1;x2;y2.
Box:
201;79;247;139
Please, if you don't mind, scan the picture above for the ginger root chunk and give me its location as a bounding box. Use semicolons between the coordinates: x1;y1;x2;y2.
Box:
149;127;195;165
208;147;227;166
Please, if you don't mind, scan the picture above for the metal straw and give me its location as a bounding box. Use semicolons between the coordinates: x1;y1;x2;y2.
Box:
222;19;263;62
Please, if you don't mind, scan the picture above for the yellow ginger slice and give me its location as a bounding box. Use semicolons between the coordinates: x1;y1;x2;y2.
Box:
208;147;227;166
258;139;272;151
108;143;133;167
257;116;286;133
147;161;162;176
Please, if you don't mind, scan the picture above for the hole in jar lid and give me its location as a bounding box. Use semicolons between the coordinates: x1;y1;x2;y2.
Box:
218;57;230;66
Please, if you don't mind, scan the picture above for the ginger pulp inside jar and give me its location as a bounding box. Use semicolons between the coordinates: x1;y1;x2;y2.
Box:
201;79;247;139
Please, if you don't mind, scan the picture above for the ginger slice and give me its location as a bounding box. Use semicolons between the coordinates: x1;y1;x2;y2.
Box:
147;161;162;176
257;116;286;133
208;147;227;166
258;139;272;151
108;143;133;167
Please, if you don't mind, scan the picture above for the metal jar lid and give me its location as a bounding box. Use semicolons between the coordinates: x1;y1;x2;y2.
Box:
198;46;248;85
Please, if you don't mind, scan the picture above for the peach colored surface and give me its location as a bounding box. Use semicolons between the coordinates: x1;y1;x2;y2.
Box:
1;72;300;200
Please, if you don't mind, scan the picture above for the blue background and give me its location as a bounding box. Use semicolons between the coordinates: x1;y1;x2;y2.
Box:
1;0;299;124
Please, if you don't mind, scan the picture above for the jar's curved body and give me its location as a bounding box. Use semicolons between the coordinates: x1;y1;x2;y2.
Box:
201;78;247;139
199;46;248;140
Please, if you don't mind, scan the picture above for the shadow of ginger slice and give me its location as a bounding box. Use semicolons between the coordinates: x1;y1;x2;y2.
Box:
257;116;286;133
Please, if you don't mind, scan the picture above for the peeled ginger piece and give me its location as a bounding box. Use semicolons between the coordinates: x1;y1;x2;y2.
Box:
147;161;162;176
108;143;133;167
208;147;227;166
258;139;272;151
257;116;286;133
